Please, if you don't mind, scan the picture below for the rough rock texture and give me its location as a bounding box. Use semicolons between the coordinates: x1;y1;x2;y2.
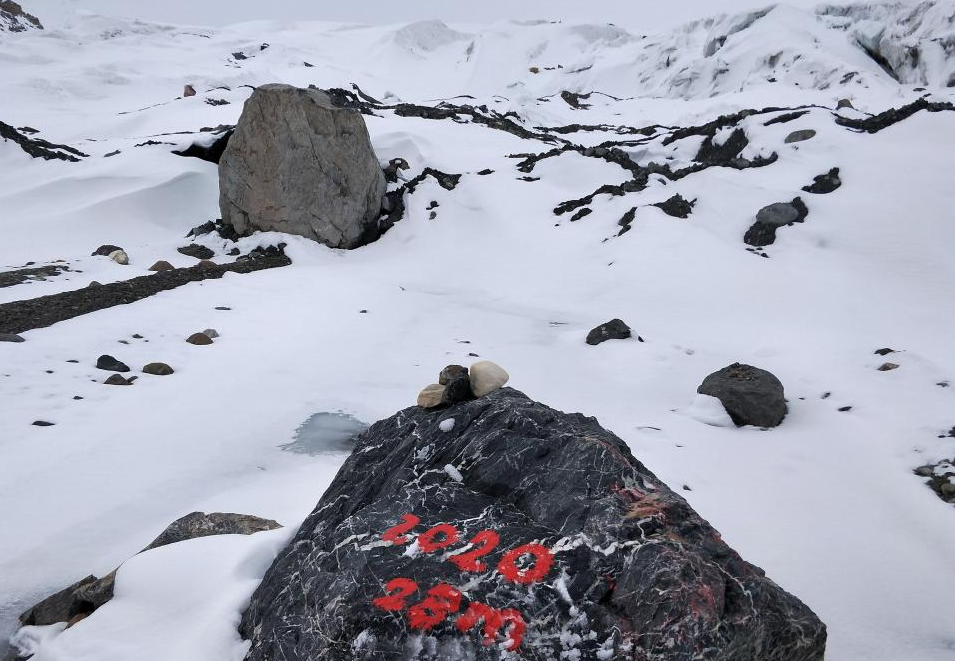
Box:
586;318;632;345
418;383;446;408
0;1;42;33
142;362;174;376
698;363;788;427
219;84;387;249
177;244;214;260
148;260;174;271
743;198;809;247
802;168;841;194
240;389;825;661
186;332;213;345
18;512;280;628
96;355;129;372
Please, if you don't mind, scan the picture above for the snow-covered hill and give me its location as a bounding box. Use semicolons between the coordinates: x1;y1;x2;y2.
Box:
2;2;955;661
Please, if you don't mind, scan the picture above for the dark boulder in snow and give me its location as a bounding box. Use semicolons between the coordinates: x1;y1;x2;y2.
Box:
18;512;280;628
653;194;696;218
586;318;631;345
91;244;123;257
95;354;129;372
743;197;808;247
218;84;387;249
240;388;825;661
802;167;841;194
698;363;788;427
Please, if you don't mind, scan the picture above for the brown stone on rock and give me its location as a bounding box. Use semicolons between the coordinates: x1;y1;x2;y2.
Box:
143;362;174;376
196;259;217;270
183;84;196;97
186;332;213;345
877;362;900;371
417;383;445;409
148;260;174;272
438;364;468;385
104;374;132;385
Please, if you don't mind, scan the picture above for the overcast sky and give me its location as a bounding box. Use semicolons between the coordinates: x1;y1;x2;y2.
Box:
30;0;853;31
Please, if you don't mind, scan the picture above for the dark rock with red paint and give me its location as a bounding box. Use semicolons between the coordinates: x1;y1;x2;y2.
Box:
240;388;825;661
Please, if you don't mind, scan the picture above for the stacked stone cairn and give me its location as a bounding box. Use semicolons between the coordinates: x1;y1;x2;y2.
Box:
417;360;509;408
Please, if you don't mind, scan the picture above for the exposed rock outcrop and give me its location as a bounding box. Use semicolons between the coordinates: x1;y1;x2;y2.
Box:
218;84;387;249
240;389;825;661
0;1;42;32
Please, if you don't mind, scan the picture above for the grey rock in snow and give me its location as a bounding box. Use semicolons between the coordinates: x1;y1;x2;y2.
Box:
219;84;387;249
784;129;816;143
698;362;788;427
239;388;825;661
586;318;631;345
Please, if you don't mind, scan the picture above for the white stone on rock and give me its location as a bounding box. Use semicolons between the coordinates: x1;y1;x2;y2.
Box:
108;249;129;265
439;418;455;433
469;360;509;397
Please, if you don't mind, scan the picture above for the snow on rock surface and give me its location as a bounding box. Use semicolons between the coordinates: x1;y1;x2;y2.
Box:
1;3;955;661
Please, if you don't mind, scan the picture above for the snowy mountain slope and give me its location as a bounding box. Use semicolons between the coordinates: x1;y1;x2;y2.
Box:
1;2;955;661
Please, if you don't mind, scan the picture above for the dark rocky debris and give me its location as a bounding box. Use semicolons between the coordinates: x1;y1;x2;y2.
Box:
586;318;632;345
0;121;86;162
915;459;955;504
802;168;841;194
835;97;955;134
698;363;788;427
0;263;70;288
744;197;809;247
91;244;123;257
653;194;696;218
0;251;290;335
240;388;825;661
177;243;215;260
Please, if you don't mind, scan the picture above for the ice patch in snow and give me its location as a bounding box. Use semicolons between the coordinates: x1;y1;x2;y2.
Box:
281;412;369;455
438;418;455;432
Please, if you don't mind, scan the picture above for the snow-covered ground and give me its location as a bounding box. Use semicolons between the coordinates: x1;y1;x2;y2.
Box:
2;3;955;660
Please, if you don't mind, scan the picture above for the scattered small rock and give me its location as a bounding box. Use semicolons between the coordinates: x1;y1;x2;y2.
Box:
215;306;231;311
838;405;852;412
32;420;54;427
836;99;855;110
874;347;895;356
148;260;174;272
784;129;817;143
697;363;787;427
177;244;215;260
143;362;174;376
72;396;83;400
183;84;196;97
0;332;25;342
802;167;841;194
877;362;900;371
586;318;632;345
417;383;445;409
186;332;213;345
96;355;130;372
108;250;129;265
653;194;696;219
104;374;132;386
469;360;509;397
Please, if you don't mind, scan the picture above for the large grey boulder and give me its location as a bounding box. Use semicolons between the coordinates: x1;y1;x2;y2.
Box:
218;84;387;249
